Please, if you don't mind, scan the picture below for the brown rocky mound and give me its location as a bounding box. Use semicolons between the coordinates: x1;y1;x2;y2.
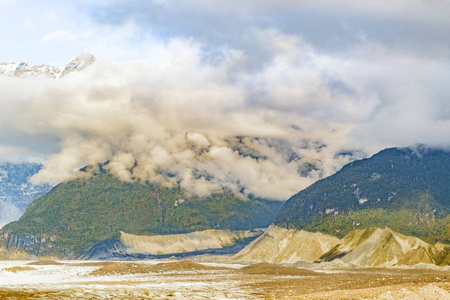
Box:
71;262;116;267
27;260;63;265
150;260;229;272
89;262;153;276
239;262;319;276
2;266;36;272
90;260;229;276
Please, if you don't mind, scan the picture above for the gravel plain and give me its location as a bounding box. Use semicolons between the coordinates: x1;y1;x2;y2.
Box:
0;260;449;299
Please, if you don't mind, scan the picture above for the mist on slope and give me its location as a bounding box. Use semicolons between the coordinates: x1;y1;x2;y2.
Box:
1;30;449;200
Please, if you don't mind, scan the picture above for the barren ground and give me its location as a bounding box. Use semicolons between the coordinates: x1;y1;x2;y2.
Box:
0;260;448;299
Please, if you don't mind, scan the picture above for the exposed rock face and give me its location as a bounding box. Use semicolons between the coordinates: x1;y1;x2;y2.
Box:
0;53;95;79
320;227;450;267
121;229;260;255
81;229;263;260
0;245;35;260
1;232;58;257
233;226;449;267
233;225;340;264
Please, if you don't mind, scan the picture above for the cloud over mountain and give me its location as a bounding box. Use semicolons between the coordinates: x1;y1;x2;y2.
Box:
0;1;450;200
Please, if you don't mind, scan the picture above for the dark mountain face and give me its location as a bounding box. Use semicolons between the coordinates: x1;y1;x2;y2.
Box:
0;163;51;226
1;165;284;257
274;147;450;244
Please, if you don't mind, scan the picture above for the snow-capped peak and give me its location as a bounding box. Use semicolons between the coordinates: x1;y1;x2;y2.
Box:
0;53;96;79
60;53;96;77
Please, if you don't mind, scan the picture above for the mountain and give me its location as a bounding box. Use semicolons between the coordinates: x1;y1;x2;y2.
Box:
118;229;260;255
319;227;450;267
60;53;96;77
233;225;339;264
274;147;450;244
0;164;284;258
0;162;51;227
0;53;95;79
82;229;262;260
233;226;449;267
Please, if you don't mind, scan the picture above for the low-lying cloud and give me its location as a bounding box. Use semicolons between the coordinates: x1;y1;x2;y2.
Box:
1;29;450;200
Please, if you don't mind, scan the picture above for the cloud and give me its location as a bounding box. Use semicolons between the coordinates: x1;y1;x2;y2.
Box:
1;0;450;201
87;1;450;23
0;31;348;199
0;145;27;158
2;27;449;201
83;0;450;57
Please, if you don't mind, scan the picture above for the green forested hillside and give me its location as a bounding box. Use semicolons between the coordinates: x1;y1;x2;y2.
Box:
1;165;283;257
274;147;450;244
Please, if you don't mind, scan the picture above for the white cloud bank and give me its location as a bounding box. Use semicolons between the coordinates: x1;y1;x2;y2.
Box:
1;15;450;200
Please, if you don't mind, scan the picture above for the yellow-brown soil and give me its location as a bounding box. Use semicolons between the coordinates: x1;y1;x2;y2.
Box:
0;262;448;299
27;260;63;265
150;260;229;272
239;262;319;276
89;262;154;275
2;266;36;272
90;260;229;276
244;268;449;299
69;261;116;267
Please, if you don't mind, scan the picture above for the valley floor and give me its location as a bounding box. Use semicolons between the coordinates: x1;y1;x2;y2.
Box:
0;260;449;299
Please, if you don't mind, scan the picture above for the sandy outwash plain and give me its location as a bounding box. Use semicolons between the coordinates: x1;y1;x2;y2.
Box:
0;260;448;299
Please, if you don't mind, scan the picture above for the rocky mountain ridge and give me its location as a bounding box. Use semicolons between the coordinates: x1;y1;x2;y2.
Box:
1;146;449;267
233;225;340;264
0;163;283;258
274;147;450;244
319;227;450;267
233;226;450;267
0;53;95;79
82;229;263;260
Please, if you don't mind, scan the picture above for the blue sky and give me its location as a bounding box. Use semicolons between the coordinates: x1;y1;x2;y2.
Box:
1;1;450;199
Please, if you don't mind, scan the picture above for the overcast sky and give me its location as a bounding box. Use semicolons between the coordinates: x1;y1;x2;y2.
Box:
2;1;450;64
1;0;450;199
